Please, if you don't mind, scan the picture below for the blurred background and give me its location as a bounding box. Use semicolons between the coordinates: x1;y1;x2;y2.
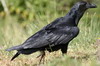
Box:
0;0;100;66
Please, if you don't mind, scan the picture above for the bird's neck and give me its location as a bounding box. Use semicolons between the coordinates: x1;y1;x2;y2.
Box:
67;9;85;26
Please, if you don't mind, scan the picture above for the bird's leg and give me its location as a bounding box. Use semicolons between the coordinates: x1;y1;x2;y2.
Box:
37;51;45;64
39;52;45;64
61;44;68;56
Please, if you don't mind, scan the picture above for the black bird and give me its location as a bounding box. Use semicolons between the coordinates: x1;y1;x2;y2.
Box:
6;1;96;62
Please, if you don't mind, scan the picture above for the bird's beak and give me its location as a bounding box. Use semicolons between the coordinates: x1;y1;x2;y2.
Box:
86;3;97;8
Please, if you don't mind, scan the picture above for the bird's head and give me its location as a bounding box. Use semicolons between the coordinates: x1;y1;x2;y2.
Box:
74;1;97;12
69;1;97;25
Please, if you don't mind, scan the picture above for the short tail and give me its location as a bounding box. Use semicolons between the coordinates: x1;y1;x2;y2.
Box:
11;52;20;61
6;45;22;51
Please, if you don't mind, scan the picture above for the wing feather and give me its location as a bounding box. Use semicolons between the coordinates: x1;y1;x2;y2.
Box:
21;17;78;49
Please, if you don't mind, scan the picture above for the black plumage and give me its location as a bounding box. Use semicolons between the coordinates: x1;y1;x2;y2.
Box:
6;1;97;62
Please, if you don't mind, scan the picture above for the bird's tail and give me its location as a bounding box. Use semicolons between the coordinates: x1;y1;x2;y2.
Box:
11;52;20;61
6;45;22;51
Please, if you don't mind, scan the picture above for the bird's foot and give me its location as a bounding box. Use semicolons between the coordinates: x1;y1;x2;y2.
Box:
37;51;45;64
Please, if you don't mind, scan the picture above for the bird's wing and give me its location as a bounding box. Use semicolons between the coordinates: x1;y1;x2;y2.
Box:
22;26;77;49
21;16;78;49
21;17;63;49
44;27;76;46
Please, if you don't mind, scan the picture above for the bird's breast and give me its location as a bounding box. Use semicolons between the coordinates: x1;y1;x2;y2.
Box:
71;27;79;37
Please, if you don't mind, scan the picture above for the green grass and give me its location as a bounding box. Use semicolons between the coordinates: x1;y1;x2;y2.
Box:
0;12;100;66
0;0;100;65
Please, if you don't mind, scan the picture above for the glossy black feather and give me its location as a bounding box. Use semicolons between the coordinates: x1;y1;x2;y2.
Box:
6;1;97;61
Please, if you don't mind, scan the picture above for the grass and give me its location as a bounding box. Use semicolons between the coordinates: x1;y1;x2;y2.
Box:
0;12;100;66
0;2;100;66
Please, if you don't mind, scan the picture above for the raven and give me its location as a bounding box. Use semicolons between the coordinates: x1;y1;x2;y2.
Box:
6;1;97;62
